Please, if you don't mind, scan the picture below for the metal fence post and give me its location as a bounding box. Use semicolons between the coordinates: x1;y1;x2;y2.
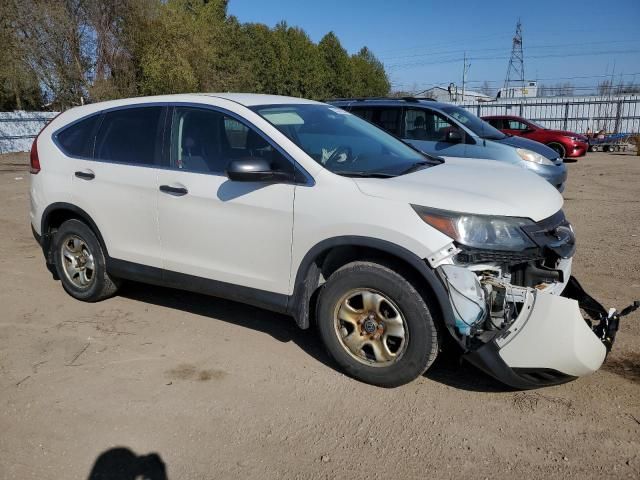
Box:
614;99;622;134
563;102;569;130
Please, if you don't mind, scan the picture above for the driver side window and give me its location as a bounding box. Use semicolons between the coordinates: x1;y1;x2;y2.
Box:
507;120;529;130
169;106;292;175
404;108;461;142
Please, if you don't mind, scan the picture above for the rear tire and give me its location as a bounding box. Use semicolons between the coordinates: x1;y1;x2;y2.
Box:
547;142;566;158
316;261;439;387
52;219;119;302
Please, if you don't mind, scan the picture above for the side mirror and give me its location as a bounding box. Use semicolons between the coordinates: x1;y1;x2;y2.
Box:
446;130;463;143
226;158;292;182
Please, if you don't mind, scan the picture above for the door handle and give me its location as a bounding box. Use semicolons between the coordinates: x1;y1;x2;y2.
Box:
75;170;95;180
159;185;188;196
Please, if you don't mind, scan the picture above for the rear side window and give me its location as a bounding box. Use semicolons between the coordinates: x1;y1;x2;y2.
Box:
486;118;504;129
56;115;100;157
348;107;375;122
95;107;163;165
350;107;401;136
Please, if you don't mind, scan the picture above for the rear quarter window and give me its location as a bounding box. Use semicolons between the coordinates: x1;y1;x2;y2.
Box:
94;107;163;165
55;114;101;157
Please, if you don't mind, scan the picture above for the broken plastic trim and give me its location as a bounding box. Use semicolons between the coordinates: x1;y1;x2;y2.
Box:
562;276;640;353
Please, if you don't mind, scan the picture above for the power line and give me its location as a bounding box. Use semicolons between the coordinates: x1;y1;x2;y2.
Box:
386;49;639;70
379;38;637;61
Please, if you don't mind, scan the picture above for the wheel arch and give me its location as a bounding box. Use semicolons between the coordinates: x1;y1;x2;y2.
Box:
546;140;567;157
40;203;109;264
287;236;455;331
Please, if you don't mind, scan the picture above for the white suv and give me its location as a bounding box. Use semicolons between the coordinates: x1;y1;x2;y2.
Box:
30;93;610;388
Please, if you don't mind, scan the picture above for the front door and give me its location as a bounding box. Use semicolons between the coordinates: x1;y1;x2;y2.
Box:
402;107;468;158
503;118;532;138
156;106;295;296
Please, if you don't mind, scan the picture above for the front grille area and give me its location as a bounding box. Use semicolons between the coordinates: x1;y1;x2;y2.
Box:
455;247;543;265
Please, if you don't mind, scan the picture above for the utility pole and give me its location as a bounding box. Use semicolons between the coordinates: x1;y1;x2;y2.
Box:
461;52;470;102
504;19;525;97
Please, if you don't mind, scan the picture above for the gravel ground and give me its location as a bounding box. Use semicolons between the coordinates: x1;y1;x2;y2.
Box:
0;151;639;479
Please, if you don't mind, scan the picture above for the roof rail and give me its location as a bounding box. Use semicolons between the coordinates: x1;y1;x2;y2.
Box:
326;96;436;103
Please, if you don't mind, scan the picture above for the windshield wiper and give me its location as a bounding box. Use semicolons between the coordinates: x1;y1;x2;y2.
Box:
336;171;396;178
399;161;432;175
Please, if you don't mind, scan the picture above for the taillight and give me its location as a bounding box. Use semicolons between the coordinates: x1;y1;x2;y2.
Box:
30;136;40;174
29;112;61;174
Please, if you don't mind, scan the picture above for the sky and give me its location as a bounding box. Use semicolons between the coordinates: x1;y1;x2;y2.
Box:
227;0;640;95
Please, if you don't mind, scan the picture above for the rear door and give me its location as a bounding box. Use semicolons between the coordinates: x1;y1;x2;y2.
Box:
484;118;505;130
70;105;165;268
156;105;295;295
402;107;467;158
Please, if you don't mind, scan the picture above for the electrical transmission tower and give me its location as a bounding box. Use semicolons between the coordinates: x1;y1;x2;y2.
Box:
504;19;525;94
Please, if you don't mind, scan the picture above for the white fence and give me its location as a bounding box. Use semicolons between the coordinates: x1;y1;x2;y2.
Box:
0;111;59;153
454;95;640;134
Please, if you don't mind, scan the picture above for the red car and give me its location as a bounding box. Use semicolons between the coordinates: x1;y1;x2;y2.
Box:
482;115;589;159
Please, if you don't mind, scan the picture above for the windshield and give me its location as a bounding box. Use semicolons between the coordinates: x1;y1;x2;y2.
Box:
251;104;437;177
439;105;507;140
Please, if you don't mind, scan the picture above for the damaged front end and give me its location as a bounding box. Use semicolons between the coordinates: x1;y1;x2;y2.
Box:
428;210;638;389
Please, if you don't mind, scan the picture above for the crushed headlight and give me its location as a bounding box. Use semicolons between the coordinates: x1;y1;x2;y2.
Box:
516;148;555;166
412;206;536;251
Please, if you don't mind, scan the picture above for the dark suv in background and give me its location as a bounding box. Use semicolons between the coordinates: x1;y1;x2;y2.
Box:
331;98;567;191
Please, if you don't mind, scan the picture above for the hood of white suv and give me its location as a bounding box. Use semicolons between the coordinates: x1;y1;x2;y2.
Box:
352;160;563;222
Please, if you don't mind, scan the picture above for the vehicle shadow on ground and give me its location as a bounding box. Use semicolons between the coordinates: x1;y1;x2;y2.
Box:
121;282;512;393
424;351;514;393
87;446;167;480
120;281;332;369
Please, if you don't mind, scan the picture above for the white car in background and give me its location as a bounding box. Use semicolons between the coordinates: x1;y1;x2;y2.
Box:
30;93;629;389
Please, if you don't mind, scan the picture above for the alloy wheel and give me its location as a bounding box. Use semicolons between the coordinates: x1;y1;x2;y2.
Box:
333;288;408;366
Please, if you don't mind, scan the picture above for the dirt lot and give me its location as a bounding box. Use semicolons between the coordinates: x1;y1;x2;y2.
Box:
0;151;639;479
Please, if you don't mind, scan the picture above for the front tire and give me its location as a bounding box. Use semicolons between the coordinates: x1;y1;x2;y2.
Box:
52;219;119;302
547;142;566;158
316;261;439;387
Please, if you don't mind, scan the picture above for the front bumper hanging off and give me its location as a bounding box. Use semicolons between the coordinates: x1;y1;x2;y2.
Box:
462;276;638;389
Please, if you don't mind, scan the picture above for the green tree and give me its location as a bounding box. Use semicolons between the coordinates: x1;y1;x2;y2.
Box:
137;0;238;95
86;0;157;101
318;32;352;99
350;47;390;97
1;0;391;108
273;23;326;99
0;0;42;110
